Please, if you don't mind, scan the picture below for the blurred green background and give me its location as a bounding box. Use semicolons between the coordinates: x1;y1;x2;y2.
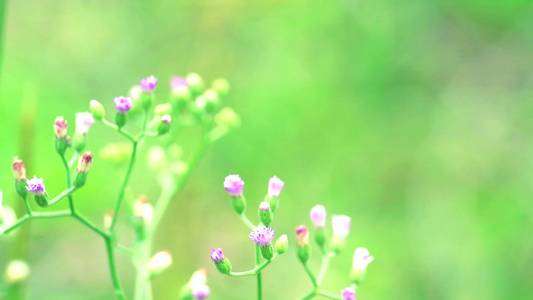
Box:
1;0;533;299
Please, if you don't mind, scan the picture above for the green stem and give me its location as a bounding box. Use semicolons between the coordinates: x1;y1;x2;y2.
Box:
110;140;138;231
46;186;77;207
298;290;316;300
240;213;256;230
2;211;71;234
303;263;317;287
60;154;74;211
101;119;135;142
105;237;126;300
68;151;80;169
116;244;132;256
72;211;107;237
21;197;31;216
228;254;276;277
317;252;334;285
256;244;262;300
2;216;29;234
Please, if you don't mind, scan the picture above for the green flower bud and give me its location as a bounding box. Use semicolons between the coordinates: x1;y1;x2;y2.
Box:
275;234;288;254
231;196;246;215
72;133;87;153
265;195;279;213
157;115;172;135
314;228;327;251
329;235;346;254
73;152;92;188
215;107;240;129
258;202;273;227
261;244;275;260
215;258;232;275
186;73;204;96
115;113;127;129
203;89;220;113
89;100;105;121
140;93;153;111
154;103;173;116
211;78;230;98
296;225;311;263
171;87;191;112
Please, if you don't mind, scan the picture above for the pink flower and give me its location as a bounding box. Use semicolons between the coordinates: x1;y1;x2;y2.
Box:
310;205;327;229
352;247;374;270
268;176;284;197
342;287;356;300
332;215;351;238
140;75;158;93
224;175;244;197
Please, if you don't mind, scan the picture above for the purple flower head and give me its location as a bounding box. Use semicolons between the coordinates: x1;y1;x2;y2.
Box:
210;248;225;263
75;112;95;135
310;205;327;229
224;174;244;197
161;114;172;125
259;202;271;211
268;176;284;197
170;77;189;91
140;75;158;93
249;226;275;248
26;176;45;195
342;287;356;300
352;247;374;270
114;96;132;113
192;284;210;299
332;215;351;238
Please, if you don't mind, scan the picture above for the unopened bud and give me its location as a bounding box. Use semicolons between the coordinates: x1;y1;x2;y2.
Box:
203;89;219;113
211;78;230;98
295;225;310;263
215;107;240;129
148;251;172;277
73;152;93;188
157;114;172;135
154;103;173;116
54;117;69;155
224;175;246;214
275;234;288;254
89;100;105;121
4;260;30;283
350;247;374;284
258;202;273;227
13;158;28;200
104;210;114;231
210;248;231;274
186;73;204;96
330;215;351;254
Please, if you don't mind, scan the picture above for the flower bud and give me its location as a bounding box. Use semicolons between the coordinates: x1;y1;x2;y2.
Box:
192;284;210;299
224;175;246;214
268;176;284;198
215;107;240;129
26;176;49;207
258;202;273;227
154;103;173;116
73;112;94;152
157;114;172;135
350;247;374;284
4;260;30;283
114;96;132;128
330;215;351;253
310;205;327;229
295;225;311;263
249;226;275;260
148;251;172;277
170;77;191;112
73;152;93;188
275;234;288;254
54;117;69;155
342;287;356;300
104;210;114;231
211;78;230;98
203;90;219;113
13;158;28;199
186;73;204;96
89;100;105;121
210;248;231;274
140;76;158;94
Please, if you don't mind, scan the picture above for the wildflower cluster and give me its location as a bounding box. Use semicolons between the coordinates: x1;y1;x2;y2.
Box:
295;205;374;300
205;175;288;299
0;73;239;299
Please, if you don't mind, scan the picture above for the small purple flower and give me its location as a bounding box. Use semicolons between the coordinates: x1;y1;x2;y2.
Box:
75;112;94;135
342;287;356;300
114;96;132;113
268;176;284;197
192;284;210;299
26;176;45;196
352;247;374;270
332;215;351;238
140;75;158;93
224;175;244;197
259;202;271;211
310;205;327;229
210;248;224;263
249;226;275;248
170;77;189;91
161;114;172;125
